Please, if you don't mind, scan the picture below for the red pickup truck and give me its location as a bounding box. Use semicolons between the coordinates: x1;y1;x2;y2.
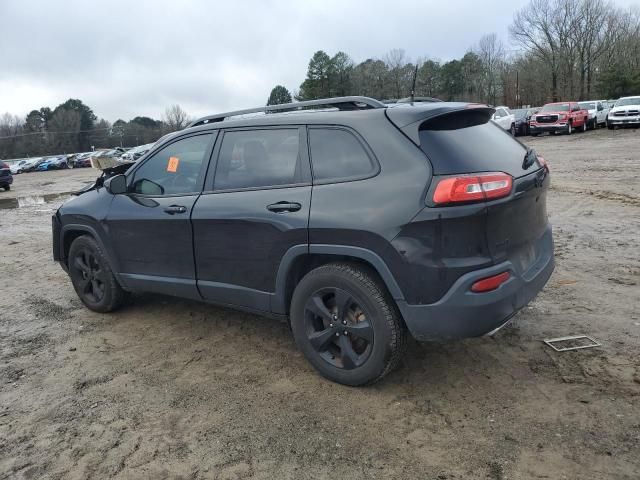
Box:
529;102;589;136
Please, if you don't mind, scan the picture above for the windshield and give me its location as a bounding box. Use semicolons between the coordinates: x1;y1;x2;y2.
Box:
541;103;569;112
579;102;595;110
615;97;640;107
512;109;528;119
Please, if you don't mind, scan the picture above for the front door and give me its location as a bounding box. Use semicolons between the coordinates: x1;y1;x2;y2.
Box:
105;132;216;299
192;127;311;312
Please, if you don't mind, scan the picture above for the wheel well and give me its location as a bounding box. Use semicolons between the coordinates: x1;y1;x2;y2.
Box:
282;254;390;315
62;230;90;263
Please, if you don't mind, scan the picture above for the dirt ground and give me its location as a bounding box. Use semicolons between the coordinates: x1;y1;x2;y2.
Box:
1;128;639;480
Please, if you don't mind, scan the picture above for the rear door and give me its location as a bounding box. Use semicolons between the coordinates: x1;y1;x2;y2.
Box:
105;132;215;299
191;127;311;312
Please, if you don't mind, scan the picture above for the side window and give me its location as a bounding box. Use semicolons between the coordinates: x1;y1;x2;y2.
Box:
131;134;212;195
308;128;375;182
214;129;302;190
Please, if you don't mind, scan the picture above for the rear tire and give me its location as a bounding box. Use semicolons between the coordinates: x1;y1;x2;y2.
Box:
582;121;587;132
68;235;126;313
4;186;10;191
290;263;407;386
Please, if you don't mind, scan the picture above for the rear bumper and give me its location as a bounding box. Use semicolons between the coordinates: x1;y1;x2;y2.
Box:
0;175;13;187
530;123;568;133
397;226;554;341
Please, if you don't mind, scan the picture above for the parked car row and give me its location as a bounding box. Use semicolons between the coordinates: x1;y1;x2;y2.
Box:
493;95;639;138
1;144;157;178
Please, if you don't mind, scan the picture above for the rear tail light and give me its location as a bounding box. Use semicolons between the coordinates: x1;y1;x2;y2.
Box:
432;172;513;205
471;271;511;293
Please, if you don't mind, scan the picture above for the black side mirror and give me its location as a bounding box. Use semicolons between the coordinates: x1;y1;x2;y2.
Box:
105;174;127;195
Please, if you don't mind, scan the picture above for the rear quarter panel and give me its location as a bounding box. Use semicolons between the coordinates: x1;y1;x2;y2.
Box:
308;114;432;299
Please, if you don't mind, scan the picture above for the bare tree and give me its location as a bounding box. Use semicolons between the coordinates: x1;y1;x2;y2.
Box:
163;104;191;132
511;0;566;101
385;49;411;99
0;113;24;158
476;33;506;105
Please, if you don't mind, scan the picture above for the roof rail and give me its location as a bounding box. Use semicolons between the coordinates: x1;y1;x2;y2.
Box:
188;96;386;128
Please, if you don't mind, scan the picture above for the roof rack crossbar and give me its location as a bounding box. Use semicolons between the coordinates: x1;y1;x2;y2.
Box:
188;96;386;127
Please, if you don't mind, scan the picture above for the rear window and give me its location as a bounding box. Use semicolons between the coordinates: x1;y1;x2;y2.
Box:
308;128;375;182
541;103;569;112
418;110;533;178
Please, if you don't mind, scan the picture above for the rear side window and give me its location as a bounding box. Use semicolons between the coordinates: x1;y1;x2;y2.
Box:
214;129;303;190
308;128;375;182
418;110;532;178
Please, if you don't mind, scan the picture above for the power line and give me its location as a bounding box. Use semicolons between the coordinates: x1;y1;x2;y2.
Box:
0;126;112;140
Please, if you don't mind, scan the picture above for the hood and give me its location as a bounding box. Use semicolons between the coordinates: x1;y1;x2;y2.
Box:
610;103;640;113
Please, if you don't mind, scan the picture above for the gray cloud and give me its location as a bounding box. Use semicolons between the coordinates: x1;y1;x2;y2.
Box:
0;0;635;121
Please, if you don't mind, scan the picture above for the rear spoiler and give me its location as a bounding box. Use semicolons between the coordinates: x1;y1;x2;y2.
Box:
385;103;495;145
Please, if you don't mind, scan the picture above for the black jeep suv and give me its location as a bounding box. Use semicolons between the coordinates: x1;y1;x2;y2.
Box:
52;96;554;386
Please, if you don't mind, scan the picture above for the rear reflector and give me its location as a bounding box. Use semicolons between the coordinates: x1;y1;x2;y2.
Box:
432;172;513;205
471;271;511;293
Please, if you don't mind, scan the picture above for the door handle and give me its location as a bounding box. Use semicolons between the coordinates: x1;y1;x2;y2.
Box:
164;205;187;215
266;201;302;213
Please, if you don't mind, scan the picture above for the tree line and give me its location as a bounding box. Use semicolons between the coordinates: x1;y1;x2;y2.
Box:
0;101;191;160
268;0;640;107
3;0;639;160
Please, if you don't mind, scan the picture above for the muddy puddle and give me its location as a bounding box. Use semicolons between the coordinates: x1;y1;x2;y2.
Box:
0;192;71;209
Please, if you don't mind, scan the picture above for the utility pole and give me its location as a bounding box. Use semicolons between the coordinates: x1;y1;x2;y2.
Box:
410;63;419;104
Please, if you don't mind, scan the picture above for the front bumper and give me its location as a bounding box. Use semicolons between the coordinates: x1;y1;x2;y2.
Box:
609;116;640;125
530;123;569;133
397;226;554;341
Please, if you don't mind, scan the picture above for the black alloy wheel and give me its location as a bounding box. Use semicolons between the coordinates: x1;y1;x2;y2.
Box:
303;287;374;370
68;235;126;312
71;248;107;304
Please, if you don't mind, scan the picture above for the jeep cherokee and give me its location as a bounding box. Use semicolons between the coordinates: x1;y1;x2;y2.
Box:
52;96;554;386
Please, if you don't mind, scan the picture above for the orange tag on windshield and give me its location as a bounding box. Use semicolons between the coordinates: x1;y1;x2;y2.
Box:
167;156;179;173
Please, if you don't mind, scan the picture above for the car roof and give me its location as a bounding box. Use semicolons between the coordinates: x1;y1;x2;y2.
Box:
181;102;492;136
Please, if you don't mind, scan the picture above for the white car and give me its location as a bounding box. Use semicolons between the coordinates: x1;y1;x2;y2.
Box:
491;106;516;135
608;96;640;129
10;157;42;173
9;159;28;174
120;143;154;162
578;100;609;129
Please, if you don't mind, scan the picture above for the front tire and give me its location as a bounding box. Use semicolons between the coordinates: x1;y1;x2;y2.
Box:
68;235;126;313
290;263;407;386
566;122;573;135
510;124;516;136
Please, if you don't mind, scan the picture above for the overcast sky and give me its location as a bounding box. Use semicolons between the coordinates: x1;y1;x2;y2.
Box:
0;0;637;122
